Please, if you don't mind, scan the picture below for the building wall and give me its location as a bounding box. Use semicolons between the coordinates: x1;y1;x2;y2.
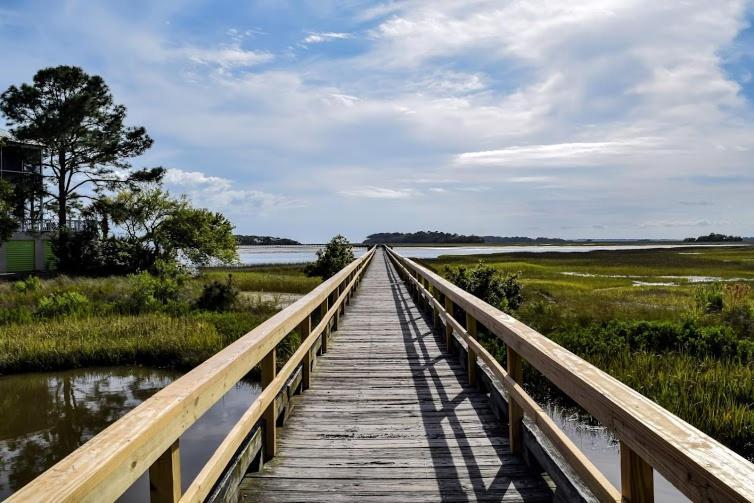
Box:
0;232;52;274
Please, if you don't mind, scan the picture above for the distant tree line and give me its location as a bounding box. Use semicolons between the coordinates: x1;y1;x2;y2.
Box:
363;231;484;244
481;235;567;244
363;231;569;245
236;235;301;245
684;233;743;243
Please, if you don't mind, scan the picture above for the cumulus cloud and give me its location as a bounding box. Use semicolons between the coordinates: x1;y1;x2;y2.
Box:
164;168;302;215
3;0;752;239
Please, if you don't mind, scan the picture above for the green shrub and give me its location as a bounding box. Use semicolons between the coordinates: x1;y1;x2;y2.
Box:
696;283;724;313
37;291;90;318
443;260;523;311
124;261;189;313
195;275;239;312
304;235;354;279
13;276;41;293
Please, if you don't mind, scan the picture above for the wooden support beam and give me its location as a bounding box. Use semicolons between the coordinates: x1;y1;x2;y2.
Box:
507;347;524;456
149;440;180;503
320;299;329;353
432;286;440;331
334;286;341;330
465;313;478;386
621;441;654;503
444;296;454;352
261;349;276;460
299;317;312;390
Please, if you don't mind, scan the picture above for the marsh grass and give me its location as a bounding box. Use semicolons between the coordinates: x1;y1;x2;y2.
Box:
425;246;754;460
201;266;320;294
0;263;321;375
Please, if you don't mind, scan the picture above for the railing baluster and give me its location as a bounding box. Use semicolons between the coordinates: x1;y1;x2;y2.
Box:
621;441;654;503
444;296;454;352
465;313;478;386
149;440;181;503
300;316;312;390
507;348;524;455
431;286;440;331
261;349;277;460
320;299;329;353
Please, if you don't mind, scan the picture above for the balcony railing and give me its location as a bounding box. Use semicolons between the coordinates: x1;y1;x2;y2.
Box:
17;218;93;233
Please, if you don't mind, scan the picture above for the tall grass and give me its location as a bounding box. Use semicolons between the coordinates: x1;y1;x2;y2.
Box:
426;246;754;460
201;269;320;294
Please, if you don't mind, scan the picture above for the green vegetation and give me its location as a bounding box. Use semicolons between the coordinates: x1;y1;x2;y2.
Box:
684;233;743;243
236;235;300;245
426;246;754;460
0;263;320;374
364;231;484;244
305;235;354;279
1;65;159;228
203;265;320;294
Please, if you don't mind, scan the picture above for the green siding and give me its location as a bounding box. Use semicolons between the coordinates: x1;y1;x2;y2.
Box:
6;240;35;272
44;240;56;270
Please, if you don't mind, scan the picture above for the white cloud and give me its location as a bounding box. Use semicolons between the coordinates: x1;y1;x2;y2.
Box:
303;32;352;44
164;168;302;215
338;186;418;199
182;43;273;70
454;138;665;167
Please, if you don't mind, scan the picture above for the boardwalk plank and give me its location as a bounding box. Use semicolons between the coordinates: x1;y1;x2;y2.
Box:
240;249;553;502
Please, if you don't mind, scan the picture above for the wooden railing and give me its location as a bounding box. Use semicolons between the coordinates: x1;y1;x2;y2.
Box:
8;247;376;503
385;247;754;503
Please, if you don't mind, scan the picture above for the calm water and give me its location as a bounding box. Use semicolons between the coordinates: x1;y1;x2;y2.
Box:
546;404;687;502
0;367;259;502
0;368;691;501
237;244;733;265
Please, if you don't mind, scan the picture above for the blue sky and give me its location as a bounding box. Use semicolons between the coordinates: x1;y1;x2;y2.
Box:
1;0;753;241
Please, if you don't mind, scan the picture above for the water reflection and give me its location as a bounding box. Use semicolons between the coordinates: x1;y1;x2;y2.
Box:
545;404;689;502
0;367;259;502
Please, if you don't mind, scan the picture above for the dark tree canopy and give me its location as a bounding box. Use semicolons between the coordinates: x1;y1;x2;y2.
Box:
0;65;160;227
0;180;19;241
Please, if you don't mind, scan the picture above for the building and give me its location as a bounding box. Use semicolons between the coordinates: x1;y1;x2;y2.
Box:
0;130;54;273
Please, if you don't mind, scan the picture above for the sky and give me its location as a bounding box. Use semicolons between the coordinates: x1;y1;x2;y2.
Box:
1;0;753;242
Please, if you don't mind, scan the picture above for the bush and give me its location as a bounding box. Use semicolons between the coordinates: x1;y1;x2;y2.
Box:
13;276;41;293
304;235;354;280
549;319;754;361
695;283;724;313
443;260;523;311
37;291;90;318
195;275;239;312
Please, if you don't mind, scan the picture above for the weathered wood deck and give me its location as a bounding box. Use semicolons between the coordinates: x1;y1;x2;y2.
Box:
240;249;554;502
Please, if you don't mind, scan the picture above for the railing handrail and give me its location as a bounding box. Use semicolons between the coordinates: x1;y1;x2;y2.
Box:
385;247;754;502
9;247;376;503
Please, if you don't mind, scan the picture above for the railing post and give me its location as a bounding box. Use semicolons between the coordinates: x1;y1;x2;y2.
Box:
507;348;524;455
261;349;276;460
320;299;329;353
465;313;478;386
431;286;440;331
149;439;181;503
444;296;454;352
621;441;654;502
334;286;341;330
300;316;312;390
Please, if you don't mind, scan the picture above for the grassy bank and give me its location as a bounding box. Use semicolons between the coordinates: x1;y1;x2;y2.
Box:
423;246;754;460
0;264;319;374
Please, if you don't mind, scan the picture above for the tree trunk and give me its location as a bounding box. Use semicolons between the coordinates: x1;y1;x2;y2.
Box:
57;154;67;228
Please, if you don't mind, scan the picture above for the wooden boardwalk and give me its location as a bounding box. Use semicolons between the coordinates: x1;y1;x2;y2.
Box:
240;249;554;502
